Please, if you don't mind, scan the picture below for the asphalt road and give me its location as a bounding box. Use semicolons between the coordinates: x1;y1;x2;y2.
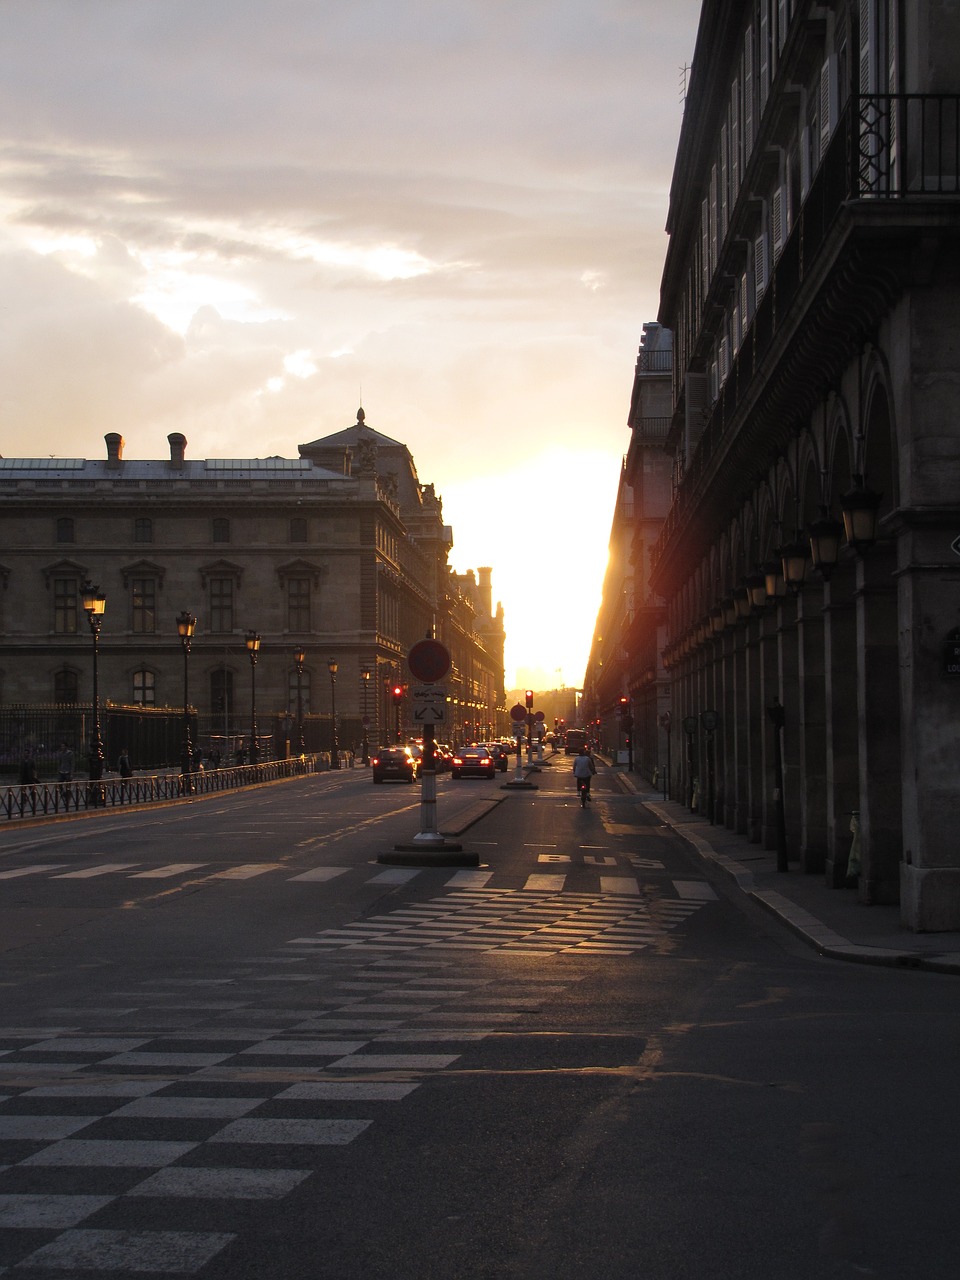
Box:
0;759;958;1279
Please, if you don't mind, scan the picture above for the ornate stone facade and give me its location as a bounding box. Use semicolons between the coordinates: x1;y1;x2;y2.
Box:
0;410;505;755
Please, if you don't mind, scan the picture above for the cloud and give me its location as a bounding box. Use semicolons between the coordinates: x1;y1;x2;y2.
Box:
0;0;703;681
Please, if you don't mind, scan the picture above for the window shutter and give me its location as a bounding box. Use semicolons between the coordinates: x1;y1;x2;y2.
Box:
684;372;711;465
743;28;755;159
819;55;838;159
754;232;769;300
771;186;786;258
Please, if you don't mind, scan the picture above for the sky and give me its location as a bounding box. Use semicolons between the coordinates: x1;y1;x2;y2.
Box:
0;0;703;692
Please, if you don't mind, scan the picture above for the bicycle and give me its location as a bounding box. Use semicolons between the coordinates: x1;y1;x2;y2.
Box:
576;777;591;808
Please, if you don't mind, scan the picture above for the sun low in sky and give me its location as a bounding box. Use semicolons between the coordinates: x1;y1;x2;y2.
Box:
0;0;703;688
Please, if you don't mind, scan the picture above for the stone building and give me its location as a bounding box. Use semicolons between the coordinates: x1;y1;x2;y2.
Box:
0;410;505;759
583;324;674;771
645;0;960;929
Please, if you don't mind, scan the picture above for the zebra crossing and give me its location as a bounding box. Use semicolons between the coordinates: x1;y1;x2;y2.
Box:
0;947;582;1275
289;886;711;957
0;850;720;1274
0;859;717;903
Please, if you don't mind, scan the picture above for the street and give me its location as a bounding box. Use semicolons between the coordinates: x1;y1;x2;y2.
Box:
1;759;958;1279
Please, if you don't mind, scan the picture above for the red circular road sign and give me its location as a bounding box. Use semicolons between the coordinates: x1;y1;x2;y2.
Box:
407;638;451;682
509;703;527;722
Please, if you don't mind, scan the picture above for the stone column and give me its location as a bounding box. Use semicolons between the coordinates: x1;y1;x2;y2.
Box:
797;586;828;872
856;545;903;905
823;564;860;887
760;609;784;852
898;522;960;929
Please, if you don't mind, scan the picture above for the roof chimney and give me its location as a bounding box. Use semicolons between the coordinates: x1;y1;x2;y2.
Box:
104;433;124;470
167;433;187;470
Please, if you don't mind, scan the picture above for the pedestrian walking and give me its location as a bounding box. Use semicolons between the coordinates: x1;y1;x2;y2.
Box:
57;742;74;783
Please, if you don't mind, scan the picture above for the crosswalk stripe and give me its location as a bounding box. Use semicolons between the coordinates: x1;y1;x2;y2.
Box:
129;863;207;878
523;874;566;891
210;864;282;879
672;879;719;900
288;866;351;882
0;864;68;879
52;864;138;878
599;876;641;894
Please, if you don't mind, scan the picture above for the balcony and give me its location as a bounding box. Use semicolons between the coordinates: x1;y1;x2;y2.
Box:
653;93;960;573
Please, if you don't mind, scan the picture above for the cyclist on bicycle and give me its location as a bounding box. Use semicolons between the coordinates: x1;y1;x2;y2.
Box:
572;744;596;802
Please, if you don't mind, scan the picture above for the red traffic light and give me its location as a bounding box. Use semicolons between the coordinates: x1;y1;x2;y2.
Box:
525;689;534;709
391;684;404;705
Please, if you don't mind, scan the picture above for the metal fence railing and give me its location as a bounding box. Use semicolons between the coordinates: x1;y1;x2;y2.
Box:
0;754;324;823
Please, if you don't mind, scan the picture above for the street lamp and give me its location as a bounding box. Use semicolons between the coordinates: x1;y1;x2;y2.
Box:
327;658;340;767
80;581;106;784
177;612;197;790
245;632;260;764
294;648;306;755
360;666;371;765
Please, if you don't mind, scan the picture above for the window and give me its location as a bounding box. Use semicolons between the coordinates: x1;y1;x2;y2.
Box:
210;668;234;720
288;667;312;715
212;517;230;543
53;578;79;635
287;577;311;631
290;517;307;543
54;669;79;704
209;577;234;633
132;577;157;633
56;517;74;544
134;517;153;543
132;670;156;705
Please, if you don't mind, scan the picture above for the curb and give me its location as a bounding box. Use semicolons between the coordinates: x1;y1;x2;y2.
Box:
625;783;960;976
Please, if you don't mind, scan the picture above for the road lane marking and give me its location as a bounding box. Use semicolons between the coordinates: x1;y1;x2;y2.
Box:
523;874;566;891
672;879;719;899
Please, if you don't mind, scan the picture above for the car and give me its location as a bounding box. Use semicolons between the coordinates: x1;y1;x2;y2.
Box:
486;742;511;772
450;746;497;779
371;746;418;783
409;741;450;774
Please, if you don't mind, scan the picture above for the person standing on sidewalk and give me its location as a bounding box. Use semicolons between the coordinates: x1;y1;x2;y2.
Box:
572;744;597;802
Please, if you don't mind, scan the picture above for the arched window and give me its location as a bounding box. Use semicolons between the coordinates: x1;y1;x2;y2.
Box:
134;517;153;543
56;517;75;544
212;517;230;543
54;669;79;704
290;517;307;543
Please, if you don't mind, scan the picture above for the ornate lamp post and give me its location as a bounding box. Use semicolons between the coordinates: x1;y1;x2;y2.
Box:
360;666;371;765
294;648;306;755
177;612;197;788
327;657;340;768
245;632;260;764
80;581;106;783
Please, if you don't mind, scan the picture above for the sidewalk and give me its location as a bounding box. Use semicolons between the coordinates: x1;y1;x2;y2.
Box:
614;770;960;975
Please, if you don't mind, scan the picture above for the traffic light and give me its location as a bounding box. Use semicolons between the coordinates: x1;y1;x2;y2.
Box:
391;684;404;706
618;696;629;715
525;689;534;709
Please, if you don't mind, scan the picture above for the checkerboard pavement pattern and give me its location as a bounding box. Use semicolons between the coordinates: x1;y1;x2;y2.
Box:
0;879;714;1272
